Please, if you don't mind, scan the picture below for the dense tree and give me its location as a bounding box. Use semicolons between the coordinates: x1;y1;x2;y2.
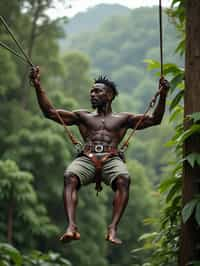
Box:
0;160;58;248
0;2;181;266
66;7;183;111
181;0;200;264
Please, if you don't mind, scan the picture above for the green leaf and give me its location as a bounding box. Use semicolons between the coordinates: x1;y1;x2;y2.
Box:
59;258;72;266
170;72;184;93
166;181;181;202
0;243;22;266
163;63;181;75
138;232;158;241
171;0;182;6
0;260;10;266
188;112;200;123
175;38;185;56
144;59;160;71
184;153;200;168
188;261;200;266
195;202;200;226
177;125;200;145
182;199;198;224
169;90;184;111
169;105;183;122
159;177;177;193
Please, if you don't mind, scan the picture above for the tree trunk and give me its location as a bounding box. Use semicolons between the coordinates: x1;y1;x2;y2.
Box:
180;1;200;265
7;196;14;244
20;1;42;108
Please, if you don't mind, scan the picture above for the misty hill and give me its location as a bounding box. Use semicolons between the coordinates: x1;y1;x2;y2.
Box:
61;6;183;113
65;4;130;35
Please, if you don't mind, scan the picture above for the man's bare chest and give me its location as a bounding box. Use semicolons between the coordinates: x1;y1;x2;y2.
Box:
82;114;126;131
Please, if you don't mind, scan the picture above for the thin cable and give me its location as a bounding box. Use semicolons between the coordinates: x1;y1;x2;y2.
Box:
0;16;81;150
120;89;161;152
52;108;82;147
0;16;34;67
0;41;28;64
120;1;164;152
159;0;164;76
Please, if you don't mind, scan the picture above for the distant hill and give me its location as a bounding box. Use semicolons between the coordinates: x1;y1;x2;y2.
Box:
61;6;182;112
64;4;131;36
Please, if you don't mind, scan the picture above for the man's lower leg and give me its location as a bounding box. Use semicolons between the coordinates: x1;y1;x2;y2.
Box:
107;176;130;244
60;174;80;241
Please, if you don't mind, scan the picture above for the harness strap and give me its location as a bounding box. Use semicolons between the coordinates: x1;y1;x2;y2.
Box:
120;85;162;152
52;108;82;148
83;149;119;195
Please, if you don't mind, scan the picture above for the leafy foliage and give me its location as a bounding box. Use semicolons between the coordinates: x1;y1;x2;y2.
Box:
0;243;71;266
0;2;186;266
131;1;200;265
0;160;58;247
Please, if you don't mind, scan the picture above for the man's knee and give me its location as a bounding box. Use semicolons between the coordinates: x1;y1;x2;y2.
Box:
112;175;131;191
64;172;80;189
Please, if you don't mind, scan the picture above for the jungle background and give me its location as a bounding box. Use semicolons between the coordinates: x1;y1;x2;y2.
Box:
0;1;185;265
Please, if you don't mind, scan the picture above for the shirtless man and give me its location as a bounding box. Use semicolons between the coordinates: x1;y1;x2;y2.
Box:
30;66;169;244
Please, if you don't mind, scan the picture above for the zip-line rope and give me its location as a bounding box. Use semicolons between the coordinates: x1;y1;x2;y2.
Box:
0;15;82;150
0;16;34;67
159;0;164;77
0;0;164;153
119;0;164;152
0;40;27;63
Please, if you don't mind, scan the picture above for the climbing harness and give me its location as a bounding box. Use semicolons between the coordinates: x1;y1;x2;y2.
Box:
82;145;121;194
0;0;165;192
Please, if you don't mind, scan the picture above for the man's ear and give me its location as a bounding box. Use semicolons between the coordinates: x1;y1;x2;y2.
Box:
107;89;113;101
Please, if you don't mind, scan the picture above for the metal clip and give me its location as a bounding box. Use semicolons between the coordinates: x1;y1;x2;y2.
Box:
75;143;83;154
94;144;104;153
119;145;127;154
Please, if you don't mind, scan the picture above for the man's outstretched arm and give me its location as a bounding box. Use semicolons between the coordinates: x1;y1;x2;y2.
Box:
30;66;80;125
126;78;170;129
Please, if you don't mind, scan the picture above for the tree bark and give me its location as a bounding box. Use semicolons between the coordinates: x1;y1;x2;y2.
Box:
20;0;42;108
7;196;14;244
180;1;200;265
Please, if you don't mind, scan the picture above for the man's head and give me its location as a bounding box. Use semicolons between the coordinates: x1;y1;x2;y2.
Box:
90;76;118;109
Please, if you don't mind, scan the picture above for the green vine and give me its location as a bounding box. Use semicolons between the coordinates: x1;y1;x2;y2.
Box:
132;1;200;265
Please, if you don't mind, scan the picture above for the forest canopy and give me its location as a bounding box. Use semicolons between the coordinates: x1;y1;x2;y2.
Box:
0;1;186;266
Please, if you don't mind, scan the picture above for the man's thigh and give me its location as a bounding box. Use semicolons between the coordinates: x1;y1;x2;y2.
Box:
102;156;130;186
64;156;95;186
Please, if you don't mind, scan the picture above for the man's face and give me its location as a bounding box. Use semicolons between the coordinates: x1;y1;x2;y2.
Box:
90;83;109;109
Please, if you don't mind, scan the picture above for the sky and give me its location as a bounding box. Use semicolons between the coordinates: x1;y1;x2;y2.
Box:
49;0;171;18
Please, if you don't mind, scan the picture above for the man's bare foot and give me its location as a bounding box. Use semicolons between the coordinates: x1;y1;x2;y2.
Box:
59;226;80;243
105;227;122;245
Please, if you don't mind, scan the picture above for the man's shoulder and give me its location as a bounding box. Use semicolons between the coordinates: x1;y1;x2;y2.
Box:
115;112;135;118
73;109;91;115
73;109;92;118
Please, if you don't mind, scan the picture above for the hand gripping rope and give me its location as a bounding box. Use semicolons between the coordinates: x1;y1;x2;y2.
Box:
119;0;164;153
0;0;164;154
0;16;82;152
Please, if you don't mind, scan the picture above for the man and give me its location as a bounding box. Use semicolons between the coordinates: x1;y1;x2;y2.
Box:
30;66;169;245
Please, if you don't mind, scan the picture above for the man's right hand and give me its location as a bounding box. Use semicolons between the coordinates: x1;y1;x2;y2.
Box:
29;66;40;87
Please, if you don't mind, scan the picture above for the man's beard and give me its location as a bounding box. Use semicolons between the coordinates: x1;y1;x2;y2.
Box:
91;99;107;109
91;100;100;109
91;102;98;109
